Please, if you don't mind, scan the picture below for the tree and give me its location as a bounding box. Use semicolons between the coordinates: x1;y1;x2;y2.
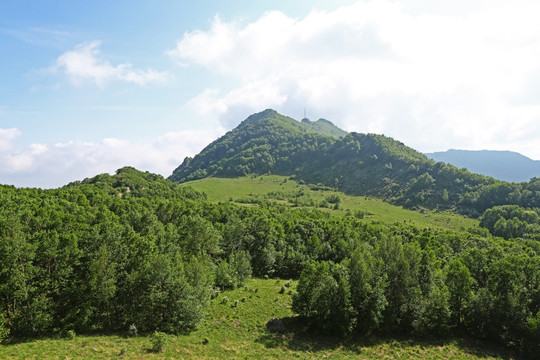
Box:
445;259;474;326
377;236;422;332
348;244;387;333
292;261;355;335
413;269;450;336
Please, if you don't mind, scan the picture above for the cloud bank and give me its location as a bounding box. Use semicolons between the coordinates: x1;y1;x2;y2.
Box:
169;0;540;159
0;127;225;188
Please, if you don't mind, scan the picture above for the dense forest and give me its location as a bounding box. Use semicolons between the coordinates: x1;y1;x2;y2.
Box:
170;109;540;216
0;167;539;357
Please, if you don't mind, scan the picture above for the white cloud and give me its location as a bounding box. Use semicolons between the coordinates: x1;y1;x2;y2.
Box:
187;77;288;127
0;128;21;152
51;41;170;86
0;127;226;188
169;0;540;160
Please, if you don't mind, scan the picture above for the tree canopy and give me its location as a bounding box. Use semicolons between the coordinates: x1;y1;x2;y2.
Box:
0;167;538;357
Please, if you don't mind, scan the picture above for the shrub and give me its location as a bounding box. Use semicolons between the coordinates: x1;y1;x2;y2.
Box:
215;261;234;289
326;194;341;204
210;286;221;299
119;346;127;356
229;251;252;287
150;331;167;353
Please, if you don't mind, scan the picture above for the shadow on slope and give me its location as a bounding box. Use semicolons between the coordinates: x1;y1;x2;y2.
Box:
257;316;522;359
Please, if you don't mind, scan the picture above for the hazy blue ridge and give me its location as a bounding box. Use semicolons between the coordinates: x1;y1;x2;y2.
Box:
425;149;540;183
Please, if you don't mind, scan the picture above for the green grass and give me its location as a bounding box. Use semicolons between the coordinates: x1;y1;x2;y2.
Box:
182;175;478;231
0;279;516;359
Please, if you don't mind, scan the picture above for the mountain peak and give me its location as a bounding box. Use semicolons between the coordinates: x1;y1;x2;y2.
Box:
169;110;347;182
243;108;281;124
236;109;347;138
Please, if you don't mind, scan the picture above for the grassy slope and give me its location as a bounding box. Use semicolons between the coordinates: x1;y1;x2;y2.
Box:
1;279;514;359
181;175;478;231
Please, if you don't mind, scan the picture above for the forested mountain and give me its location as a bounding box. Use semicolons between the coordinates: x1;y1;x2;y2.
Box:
169;109;342;183
426;149;540;183
170;109;540;215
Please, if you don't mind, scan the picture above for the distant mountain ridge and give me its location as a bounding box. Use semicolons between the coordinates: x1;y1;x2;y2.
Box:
425;149;540;183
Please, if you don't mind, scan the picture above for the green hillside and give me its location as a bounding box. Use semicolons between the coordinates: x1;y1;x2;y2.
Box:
169;109;540;215
181;175;478;231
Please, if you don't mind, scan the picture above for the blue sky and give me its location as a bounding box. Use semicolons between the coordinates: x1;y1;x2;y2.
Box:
2;0;540;188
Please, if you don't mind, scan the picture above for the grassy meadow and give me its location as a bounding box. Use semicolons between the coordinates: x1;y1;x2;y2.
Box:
181;175;478;231
0;278;517;359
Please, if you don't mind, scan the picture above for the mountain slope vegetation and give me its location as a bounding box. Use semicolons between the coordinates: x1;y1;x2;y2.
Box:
170;109;540;215
1;166;539;357
180;175;478;232
169;109;339;182
0;279;519;360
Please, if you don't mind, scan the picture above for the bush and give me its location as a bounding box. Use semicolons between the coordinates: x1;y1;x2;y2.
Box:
326;194;341;204
210;286;221;299
119;345;127;356
150;331;167;353
215;252;253;290
229;251;252;287
215;261;234;289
